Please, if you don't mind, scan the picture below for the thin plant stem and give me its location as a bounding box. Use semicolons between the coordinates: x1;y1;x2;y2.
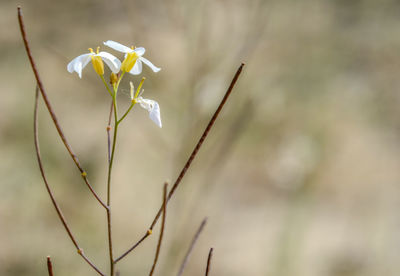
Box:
107;94;117;276
107;100;114;163
100;75;114;97
34;87;105;276
17;6;107;210
114;230;152;263
116;63;244;262
106;72;126;275
205;248;213;276
149;183;168;276
117;76;146;124
117;102;135;124
47;256;53;276
176;218;208;276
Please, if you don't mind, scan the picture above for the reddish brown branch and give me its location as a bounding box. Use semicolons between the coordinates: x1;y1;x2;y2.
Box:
17;6;107;210
149;183;168;276
205;248;213;276
34;87;105;276
116;63;244;262
176;218;208;276
47;256;53;276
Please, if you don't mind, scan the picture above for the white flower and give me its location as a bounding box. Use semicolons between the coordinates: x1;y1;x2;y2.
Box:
67;47;121;78
130;82;162;128
103;40;161;75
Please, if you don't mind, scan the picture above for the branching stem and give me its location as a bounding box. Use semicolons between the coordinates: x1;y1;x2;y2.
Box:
17;6;107;210
149;183;168;276
116;63;245;262
34;87;105;276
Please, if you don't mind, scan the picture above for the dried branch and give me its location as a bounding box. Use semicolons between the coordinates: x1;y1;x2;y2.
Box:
47;256;53;276
17;6;107;210
33;87;105;276
149;183;168;276
176;218;208;276
116;63;244;262
205;248;213;276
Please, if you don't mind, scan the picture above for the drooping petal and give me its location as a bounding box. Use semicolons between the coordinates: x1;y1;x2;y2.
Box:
103;40;133;53
134;47;146;56
67;53;92;78
129;59;143;75
140;57;161;73
137;97;162;128
97;51;121;73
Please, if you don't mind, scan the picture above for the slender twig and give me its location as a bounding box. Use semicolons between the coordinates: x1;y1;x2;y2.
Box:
205;248;213;276
107;100;114;163
114;230;152;263
149;183;168;276
47;256;53;276
116;63;244;262
106;91;119;276
17;6;107;210
176;218;208;276
154;63;244;228
117;103;135;124
33;87;105;276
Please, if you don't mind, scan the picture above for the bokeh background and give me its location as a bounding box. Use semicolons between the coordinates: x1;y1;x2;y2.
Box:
2;0;400;275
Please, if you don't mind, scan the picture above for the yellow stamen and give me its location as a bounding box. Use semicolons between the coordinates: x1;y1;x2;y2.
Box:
96;46;100;54
91;55;104;76
88;47;104;75
120;51;139;72
129;82;134;100
135;77;146;98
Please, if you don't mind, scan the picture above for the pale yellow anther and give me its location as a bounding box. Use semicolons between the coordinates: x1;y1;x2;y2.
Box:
147;229;153;235
88;48;94;53
81;171;87;177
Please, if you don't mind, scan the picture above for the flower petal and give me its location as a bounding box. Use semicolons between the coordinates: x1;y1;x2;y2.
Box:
103;40;133;53
67;53;92;78
97;51;121;73
134;47;145;56
140;57;161;73
137;97;162;128
129;59;143;75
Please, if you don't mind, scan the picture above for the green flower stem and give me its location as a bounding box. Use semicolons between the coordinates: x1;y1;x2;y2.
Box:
105;71;125;276
117;102;136;124
100;75;113;97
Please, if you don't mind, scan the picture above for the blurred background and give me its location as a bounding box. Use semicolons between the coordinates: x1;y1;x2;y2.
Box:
1;0;400;275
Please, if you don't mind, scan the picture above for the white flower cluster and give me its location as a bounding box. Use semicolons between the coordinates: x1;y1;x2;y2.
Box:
67;40;162;128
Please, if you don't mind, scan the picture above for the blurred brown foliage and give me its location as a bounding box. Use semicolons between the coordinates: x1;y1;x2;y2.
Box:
2;0;400;275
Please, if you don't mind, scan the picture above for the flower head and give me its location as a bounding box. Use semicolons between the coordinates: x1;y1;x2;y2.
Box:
67;47;121;78
104;40;161;75
130;81;162;128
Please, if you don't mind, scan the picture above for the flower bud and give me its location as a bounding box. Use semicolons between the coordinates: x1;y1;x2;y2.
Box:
110;73;118;85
